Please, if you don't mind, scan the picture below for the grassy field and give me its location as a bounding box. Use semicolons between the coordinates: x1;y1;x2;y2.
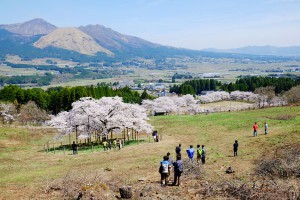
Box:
0;65;49;76
0;106;299;199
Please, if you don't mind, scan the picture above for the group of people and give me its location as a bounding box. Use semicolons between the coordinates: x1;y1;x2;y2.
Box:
71;139;123;155
159;149;183;186
159;143;207;186
102;139;122;151
186;144;206;164
233;122;269;157
253;122;269;137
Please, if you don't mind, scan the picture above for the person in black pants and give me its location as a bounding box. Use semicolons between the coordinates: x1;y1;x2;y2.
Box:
175;144;181;156
72;141;78;155
172;155;183;186
233;140;238;156
201;145;206;164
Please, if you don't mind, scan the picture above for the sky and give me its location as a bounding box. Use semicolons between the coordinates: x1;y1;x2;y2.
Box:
1;0;300;49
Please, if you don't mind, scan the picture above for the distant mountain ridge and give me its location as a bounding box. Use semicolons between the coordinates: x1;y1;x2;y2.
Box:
204;46;300;57
79;24;160;52
0;18;57;35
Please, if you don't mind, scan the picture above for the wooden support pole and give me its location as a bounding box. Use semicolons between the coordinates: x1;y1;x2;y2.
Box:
124;129;126;141
75;126;78;144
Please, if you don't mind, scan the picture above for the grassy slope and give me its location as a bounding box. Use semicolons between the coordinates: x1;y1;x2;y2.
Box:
0;106;299;198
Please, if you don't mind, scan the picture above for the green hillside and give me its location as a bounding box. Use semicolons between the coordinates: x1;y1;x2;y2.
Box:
0;106;299;199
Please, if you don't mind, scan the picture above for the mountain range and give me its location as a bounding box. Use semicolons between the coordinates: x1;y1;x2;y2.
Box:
0;18;300;61
0;18;56;35
204;46;300;57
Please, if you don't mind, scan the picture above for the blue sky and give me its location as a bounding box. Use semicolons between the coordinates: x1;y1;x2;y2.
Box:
1;0;300;49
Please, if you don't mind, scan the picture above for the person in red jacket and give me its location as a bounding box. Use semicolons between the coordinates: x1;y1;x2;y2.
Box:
253;122;258;137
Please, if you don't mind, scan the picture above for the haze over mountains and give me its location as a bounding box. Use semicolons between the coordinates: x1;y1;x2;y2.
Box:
204;46;300;57
0;18;300;60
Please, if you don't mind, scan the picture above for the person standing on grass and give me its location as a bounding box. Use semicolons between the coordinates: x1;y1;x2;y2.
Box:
186;145;194;163
102;140;108;151
159;156;170;186
166;152;173;184
167;152;174;164
253;122;258;137
175;144;182;156
201;145;206;164
233;140;238;156
72;141;78;155
117;139;122;150
113;139;117;148
153;130;157;142
108;141;112;150
172;154;183;186
196;144;202;163
264;122;268;135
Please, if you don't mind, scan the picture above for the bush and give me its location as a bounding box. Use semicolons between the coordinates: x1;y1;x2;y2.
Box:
256;144;300;178
285;85;300;103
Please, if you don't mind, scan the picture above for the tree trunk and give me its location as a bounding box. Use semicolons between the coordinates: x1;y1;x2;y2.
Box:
131;128;134;140
69;134;71;147
126;127;129;141
75;126;78;144
124;128;126;141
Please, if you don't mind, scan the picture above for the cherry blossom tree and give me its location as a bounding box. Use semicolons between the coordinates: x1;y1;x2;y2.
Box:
229;91;259;102
198;91;230;103
142;94;203;115
47;97;153;141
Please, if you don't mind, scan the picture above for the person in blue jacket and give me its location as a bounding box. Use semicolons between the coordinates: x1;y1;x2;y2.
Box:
186;145;194;163
159;156;170;186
